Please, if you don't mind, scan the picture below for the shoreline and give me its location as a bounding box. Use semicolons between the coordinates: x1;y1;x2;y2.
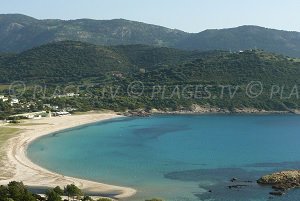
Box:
0;112;136;199
150;110;292;115
150;106;295;115
125;107;293;117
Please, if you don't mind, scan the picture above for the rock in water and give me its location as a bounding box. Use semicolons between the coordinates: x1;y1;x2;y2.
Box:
269;191;285;196
257;170;300;195
230;177;238;182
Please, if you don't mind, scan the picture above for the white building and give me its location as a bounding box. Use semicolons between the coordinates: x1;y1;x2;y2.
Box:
66;93;80;97
53;93;79;98
0;95;8;102
54;111;71;116
10;98;19;105
10;111;47;119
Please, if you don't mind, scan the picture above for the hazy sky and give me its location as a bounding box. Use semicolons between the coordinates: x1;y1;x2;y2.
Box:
1;0;299;33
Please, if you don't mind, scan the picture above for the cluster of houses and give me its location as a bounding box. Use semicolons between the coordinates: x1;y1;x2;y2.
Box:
9;110;72;121
53;93;80;99
10;111;47;120
0;94;78;123
0;95;19;106
43;104;77;113
5;110;72;123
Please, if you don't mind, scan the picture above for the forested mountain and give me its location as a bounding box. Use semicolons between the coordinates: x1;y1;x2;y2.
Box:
176;26;300;57
1;14;300;57
1;40;299;84
0;41;202;83
0;14;186;52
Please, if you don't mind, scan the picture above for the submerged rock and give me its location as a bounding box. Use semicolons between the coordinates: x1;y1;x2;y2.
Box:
228;184;248;189
230;177;238;182
269;191;285;196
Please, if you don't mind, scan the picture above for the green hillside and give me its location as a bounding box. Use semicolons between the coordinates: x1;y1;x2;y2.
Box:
0;41;202;83
0;41;300;113
0;41;132;83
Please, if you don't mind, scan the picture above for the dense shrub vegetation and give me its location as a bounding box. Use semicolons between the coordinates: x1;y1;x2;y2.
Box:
0;41;300;116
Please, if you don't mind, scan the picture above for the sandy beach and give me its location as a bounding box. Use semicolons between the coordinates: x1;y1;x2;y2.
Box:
0;112;136;199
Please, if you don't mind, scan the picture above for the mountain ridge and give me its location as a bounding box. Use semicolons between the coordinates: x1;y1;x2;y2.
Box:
1;14;300;57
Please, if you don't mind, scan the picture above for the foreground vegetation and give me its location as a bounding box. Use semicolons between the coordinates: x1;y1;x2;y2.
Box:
0;181;162;201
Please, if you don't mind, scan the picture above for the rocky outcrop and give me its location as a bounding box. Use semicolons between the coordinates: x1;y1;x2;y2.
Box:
124;110;151;117
150;105;230;114
189;104;229;113
257;170;300;195
150;105;289;115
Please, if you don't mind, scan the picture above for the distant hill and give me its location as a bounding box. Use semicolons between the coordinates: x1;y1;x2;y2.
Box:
1;14;300;57
0;14;187;53
176;26;300;58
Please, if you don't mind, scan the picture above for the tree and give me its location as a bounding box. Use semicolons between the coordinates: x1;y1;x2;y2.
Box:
82;196;93;201
64;184;82;201
7;181;26;201
7;181;36;201
46;189;62;201
0;185;9;201
22;192;37;201
33;194;46;201
53;186;64;196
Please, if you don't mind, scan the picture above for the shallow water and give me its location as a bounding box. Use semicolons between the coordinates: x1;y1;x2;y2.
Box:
28;115;300;201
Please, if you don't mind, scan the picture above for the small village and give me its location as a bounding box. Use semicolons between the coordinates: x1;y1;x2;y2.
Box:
0;94;77;124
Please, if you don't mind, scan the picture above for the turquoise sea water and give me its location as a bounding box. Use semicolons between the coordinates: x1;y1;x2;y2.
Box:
28;115;300;201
